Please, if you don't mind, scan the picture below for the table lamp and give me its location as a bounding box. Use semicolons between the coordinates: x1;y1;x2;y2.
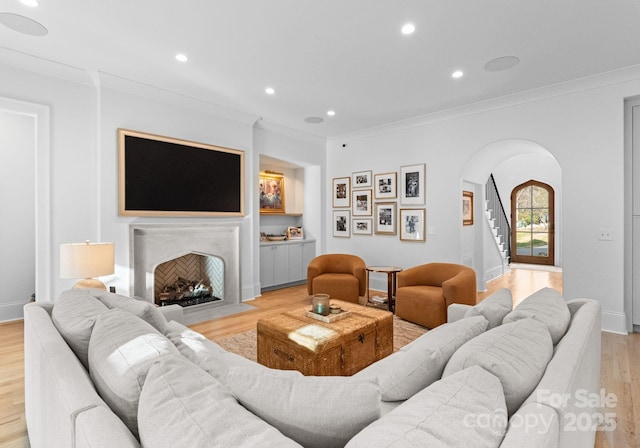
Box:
60;240;115;290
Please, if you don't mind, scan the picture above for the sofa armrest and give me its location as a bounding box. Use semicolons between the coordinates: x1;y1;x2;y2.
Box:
75;406;140;448
447;303;471;322
159;304;183;323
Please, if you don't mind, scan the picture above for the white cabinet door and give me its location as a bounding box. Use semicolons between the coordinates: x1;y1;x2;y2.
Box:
260;245;289;288
287;241;316;283
260;246;276;288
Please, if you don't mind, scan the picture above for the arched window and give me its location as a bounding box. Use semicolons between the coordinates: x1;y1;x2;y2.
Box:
511;180;555;265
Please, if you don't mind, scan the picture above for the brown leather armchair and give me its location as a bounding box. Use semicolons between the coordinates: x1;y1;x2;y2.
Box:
307;254;366;303
395;263;477;329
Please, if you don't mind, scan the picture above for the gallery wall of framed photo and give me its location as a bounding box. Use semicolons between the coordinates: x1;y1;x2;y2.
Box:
332;164;426;242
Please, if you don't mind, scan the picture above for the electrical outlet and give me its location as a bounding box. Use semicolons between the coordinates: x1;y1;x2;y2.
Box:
597;229;613;241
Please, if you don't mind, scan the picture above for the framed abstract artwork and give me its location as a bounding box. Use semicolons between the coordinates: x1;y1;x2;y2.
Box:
400;163;425;205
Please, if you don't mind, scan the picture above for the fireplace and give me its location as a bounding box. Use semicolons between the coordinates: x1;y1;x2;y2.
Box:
129;223;249;324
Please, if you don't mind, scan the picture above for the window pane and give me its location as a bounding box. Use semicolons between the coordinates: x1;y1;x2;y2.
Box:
516;231;532;256
531;208;549;231
516;187;532;209
532;232;549;257
532;186;548;208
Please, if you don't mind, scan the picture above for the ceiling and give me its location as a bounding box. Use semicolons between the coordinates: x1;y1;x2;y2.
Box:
2;1;640;138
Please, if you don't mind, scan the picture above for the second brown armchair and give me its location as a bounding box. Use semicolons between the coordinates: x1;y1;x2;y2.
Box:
307;254;366;303
395;262;477;329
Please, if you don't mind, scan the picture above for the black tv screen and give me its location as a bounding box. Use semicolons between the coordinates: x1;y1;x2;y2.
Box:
118;129;245;217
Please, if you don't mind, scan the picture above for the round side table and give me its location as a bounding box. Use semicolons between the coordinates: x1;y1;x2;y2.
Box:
365;266;403;313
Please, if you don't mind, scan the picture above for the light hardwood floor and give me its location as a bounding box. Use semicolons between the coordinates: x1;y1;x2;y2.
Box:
1;267;637;447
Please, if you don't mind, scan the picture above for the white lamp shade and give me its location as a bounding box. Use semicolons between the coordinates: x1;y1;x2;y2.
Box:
60;242;115;279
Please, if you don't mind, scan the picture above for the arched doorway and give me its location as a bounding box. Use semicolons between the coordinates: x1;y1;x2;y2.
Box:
511;180;555;265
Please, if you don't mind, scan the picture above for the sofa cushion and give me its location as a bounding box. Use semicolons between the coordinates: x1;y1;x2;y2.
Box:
92;290;169;333
227;365;381;448
502;287;570;345
443;318;553;415
464;288;512;329
163;320;259;385
51;289;110;368
345;366;507;448
88;309;179;438
138;355;302;448
354;315;488;401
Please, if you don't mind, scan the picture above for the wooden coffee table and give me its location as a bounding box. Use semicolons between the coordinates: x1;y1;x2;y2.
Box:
257;300;393;376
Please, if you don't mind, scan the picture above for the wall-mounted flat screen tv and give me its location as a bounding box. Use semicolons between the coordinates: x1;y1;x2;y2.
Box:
118;128;245;217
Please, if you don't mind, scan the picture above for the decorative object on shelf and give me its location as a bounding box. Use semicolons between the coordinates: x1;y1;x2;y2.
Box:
352;170;372;189
400;163;426;205
333;210;351;237
463;190;474;226
259;171;285;214
286;226;304;240
400;208;426;241
374;202;397;235
352;189;372;216
259;232;268;242
266;234;286;241
332;177;351;208
374;171;397;199
118;128;244;217
311;293;330;315
59;240;115;290
352;218;373;235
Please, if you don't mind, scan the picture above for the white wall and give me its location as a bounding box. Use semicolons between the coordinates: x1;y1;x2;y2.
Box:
0;110;35;320
327;67;640;333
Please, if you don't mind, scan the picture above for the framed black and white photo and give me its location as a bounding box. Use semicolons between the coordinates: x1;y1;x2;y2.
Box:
374;172;397;199
400;208;426;241
374;202;397;235
332;177;351;208
352;170;372;189
463;191;474;226
400;163;426;205
352;218;373;235
352;189;372;216
333;210;351;237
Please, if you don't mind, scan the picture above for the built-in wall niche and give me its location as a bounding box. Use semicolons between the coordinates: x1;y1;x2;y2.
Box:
260;155;304;216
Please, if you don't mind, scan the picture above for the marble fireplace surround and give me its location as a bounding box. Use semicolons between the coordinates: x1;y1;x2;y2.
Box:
129;223;250;324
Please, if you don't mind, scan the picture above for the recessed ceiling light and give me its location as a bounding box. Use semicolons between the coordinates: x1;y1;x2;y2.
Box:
265;87;275;95
304;117;324;124
0;12;47;36
327;110;336;117
175;53;188;62
401;23;415;35
485;56;520;72
20;0;39;7
451;70;464;79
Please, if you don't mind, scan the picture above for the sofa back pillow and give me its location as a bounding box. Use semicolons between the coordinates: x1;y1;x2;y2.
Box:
464;288;513;329
138;355;302;448
354;315;488;401
88;309;179;438
443;318;553;415
92;290;169;333
345;366;507;448
502;287;570;345
51;289;110;368
227;366;381;448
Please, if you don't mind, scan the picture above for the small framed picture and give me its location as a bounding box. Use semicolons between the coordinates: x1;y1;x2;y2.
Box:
333;210;351;237
463;191;474;226
400;209;426;242
374;202;397;235
259;172;285;214
352;170;372;189
374;172;397;199
352;218;373;235
352;189;372;216
332;177;351;208
400;163;426;205
286;226;304;240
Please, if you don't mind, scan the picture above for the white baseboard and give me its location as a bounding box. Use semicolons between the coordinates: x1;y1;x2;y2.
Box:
0;300;30;322
601;310;628;334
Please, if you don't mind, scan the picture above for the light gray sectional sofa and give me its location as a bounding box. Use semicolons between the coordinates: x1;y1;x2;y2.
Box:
24;287;601;448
